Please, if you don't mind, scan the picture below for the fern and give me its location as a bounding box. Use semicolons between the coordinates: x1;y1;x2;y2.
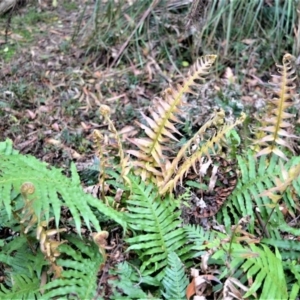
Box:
42;235;103;299
161;109;226;187
242;244;288;299
0;274;40;300
161;252;189;300
255;53;298;160
183;224;224;256
285;260;300;299
218;148;300;238
260;156;300;207
262;238;300;260
218;151;286;233
161;112;246;194
125;175;193;280
0;237;46;299
109;262;160;299
0;139;126;232
128;55;217;183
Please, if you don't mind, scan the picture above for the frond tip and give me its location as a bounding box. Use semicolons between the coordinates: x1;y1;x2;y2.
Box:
161;252;188;300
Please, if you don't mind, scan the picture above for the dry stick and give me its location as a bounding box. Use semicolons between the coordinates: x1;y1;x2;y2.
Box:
110;0;159;68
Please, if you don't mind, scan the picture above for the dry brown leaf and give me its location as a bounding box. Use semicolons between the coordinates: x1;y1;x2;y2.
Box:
223;277;249;300
186;278;196;299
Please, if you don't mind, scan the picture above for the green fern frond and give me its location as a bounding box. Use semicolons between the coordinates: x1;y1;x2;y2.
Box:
262;237;300;260
0;139;18;155
255;53;298;160
0;235;45;298
285;261;300;299
219;150;300;234
42;236;104;299
242;244;288;299
128;55;217;183
0;139;126;232
289;284;300;300
0;274;40;300
219;151;286;232
161;252;188;300
125;176;191;280
0;236;47;291
184;224;225;253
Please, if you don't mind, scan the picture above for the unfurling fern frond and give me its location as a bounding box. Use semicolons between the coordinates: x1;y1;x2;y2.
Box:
42;236;104;299
255;53;298;160
125;176;193;280
128;55;217;183
161;252;189;300
0;139;127;233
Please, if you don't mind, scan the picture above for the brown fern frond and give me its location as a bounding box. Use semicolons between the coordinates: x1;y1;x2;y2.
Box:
255;53;298;160
128;55;217;183
160;112;246;195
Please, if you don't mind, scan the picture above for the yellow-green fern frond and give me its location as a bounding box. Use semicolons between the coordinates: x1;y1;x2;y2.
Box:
255;53;298;160
128;55;217;183
160;112;246;195
98;105;131;186
161;109;226;187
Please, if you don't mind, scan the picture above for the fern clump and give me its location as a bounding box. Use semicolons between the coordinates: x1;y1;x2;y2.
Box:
0;139;126;298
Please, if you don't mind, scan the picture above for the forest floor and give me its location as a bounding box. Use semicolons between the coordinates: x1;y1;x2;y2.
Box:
1;2;300;298
0;0;299;172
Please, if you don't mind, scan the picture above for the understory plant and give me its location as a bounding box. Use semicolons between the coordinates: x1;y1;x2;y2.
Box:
0;53;300;299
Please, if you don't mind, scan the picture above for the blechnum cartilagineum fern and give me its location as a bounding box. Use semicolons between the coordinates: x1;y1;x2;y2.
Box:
1;53;300;299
